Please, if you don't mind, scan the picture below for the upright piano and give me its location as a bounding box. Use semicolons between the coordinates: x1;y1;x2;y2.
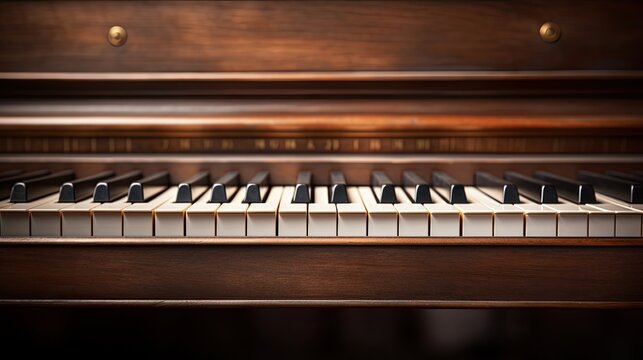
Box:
0;1;642;307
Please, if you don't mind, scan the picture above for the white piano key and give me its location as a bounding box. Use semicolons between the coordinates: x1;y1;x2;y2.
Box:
337;187;367;237
595;193;643;212
92;196;131;237
424;188;460;236
394;187;428;237
358;186;398;236
513;202;557;237
0;194;58;236
588;198;642;237
123;187;178;237
247;186;283;237
154;188;207;237
60;198;103;236
466;187;524;237
185;188;222;237
454;202;494;237
575;204;614;237
30;200;76;236
278;186;307;236
216;188;248;237
543;203;589;237
308;186;337;236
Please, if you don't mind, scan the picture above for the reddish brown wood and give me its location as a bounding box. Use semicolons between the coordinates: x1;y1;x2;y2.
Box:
1;1;643;73
0;239;641;306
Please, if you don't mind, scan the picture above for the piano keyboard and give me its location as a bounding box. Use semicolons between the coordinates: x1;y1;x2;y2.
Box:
0;169;642;238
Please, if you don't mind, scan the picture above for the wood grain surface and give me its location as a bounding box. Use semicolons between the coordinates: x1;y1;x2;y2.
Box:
1;1;643;72
0;238;641;306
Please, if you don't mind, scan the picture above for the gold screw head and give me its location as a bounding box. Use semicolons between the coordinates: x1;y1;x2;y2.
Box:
539;22;561;43
107;25;127;47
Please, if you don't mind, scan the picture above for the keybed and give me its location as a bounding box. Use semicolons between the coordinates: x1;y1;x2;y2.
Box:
0;169;642;238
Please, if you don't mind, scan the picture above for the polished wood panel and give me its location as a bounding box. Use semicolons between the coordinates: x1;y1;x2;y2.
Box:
1;238;641;307
1;97;643;154
1;1;643;73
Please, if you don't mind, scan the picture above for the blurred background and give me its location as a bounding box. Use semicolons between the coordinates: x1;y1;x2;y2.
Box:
1;308;642;359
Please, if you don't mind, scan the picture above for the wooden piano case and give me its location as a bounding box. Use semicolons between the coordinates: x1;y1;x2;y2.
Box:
0;1;642;308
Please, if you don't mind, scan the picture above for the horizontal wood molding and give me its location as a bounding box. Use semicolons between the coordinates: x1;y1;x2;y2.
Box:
2;72;643;97
4;71;643;82
2;300;642;309
2;237;643;246
1;239;641;306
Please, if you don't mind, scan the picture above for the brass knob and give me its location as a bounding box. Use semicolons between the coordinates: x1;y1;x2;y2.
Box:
539;22;561;43
107;25;127;47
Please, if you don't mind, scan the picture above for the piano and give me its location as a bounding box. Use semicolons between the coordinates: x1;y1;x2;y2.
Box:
0;0;642;307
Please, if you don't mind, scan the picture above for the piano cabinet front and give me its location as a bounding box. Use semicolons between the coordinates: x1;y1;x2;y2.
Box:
0;158;642;307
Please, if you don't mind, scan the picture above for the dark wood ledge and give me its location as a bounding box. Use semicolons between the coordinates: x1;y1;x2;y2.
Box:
1;236;642;307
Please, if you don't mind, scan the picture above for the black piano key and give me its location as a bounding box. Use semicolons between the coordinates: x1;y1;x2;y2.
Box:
0;170;23;179
578;171;642;204
127;171;171;203
210;171;240;203
93;171;143;202
293;171;312;203
58;170;115;203
474;171;520;204
432;172;467;204
371;171;397;204
0;169;49;199
329;171;348;203
533;171;596;204
504;171;558;204
176;171;210;203
243;171;269;203
9;170;75;203
606;171;643;184
402;171;431;203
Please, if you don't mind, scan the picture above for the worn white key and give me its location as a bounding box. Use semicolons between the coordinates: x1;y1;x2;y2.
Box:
216;188;248;237
185;188;223;237
123;187;178;237
308;186;337;236
247;186;283;237
589;197;642;237
30;200;76;236
155;188;208;237
424;188;460;236
394;187;428;237
454;201;494;237
60;198;103;236
92;196;131;237
337;187;367;236
0;194;58;236
467;187;524;237
278;186;307;236
544;203;589;237
514;200;557;237
358;186;397;236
